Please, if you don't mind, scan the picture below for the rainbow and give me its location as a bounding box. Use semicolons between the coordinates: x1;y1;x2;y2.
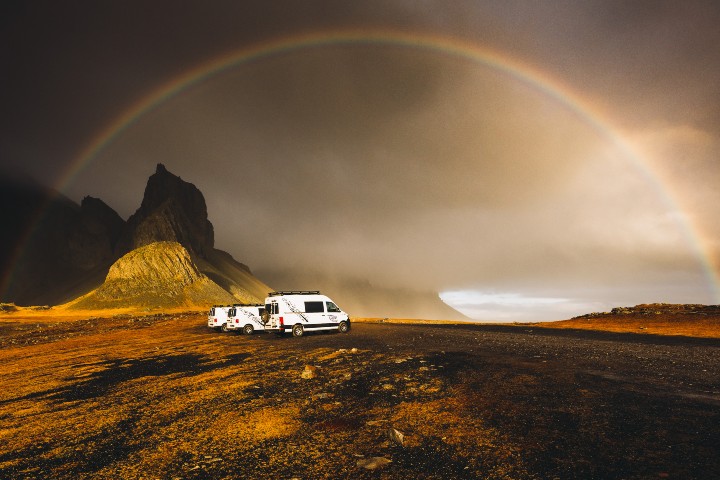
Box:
12;29;720;301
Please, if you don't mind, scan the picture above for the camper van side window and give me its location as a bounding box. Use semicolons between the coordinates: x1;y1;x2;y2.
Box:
326;302;341;313
304;301;324;313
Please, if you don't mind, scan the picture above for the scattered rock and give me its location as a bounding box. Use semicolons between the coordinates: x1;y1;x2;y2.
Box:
388;428;405;446
301;365;319;379
572;303;720;319
357;456;392;470
0;303;18;313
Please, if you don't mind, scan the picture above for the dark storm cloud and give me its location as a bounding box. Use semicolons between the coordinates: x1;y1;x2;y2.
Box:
0;0;381;183
2;1;720;320
69;43;705;298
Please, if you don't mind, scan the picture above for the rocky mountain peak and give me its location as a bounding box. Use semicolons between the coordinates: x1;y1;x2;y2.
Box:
116;164;214;257
79;196;125;241
3;165;270;308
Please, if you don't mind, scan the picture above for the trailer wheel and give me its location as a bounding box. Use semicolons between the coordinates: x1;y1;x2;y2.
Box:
292;324;304;337
338;321;349;333
243;324;254;335
221;323;229;333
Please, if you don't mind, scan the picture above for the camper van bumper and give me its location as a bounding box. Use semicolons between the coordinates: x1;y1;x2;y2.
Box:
263;327;284;334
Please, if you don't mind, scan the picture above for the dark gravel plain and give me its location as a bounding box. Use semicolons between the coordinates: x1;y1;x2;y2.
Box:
0;316;718;479
286;322;720;479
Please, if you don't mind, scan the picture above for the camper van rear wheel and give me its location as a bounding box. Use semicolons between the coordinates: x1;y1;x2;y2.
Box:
243;324;254;335
338;321;349;333
221;323;229;333
292;324;304;337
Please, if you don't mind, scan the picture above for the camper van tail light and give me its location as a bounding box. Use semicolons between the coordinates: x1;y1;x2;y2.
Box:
279;316;284;326
235;319;239;324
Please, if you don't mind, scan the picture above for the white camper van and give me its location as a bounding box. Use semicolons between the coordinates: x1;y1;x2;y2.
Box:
262;291;350;337
226;304;266;335
207;305;232;332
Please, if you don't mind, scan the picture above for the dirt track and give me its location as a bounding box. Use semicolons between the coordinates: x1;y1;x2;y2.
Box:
1;315;719;479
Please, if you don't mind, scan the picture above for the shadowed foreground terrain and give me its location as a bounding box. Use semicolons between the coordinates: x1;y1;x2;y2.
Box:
1;315;719;479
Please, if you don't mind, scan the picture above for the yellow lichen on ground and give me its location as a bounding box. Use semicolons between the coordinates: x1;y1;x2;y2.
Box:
219;406;302;441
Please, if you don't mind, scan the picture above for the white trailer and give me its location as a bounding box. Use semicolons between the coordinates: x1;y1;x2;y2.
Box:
262;291;350;337
207;305;232;332
226;304;266;335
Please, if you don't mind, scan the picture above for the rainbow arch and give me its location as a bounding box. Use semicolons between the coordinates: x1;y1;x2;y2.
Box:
47;29;720;301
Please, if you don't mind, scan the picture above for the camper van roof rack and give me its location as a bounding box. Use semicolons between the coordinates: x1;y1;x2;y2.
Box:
268;290;320;296
233;303;264;307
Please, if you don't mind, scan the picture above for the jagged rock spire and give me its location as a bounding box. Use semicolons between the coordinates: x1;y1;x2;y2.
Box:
116;164;214;257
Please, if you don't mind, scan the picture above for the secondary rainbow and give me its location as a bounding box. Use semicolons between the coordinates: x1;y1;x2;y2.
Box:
48;29;720;300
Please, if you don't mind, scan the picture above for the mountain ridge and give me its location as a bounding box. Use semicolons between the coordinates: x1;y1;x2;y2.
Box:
2;164;271;307
2;164;465;319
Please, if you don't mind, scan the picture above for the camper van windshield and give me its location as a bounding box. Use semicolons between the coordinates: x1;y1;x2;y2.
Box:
326;302;341;313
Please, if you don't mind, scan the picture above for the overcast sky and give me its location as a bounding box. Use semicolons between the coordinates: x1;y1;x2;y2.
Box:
2;1;720;320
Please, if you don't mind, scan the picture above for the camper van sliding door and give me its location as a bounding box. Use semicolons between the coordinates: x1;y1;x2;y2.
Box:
304;301;325;324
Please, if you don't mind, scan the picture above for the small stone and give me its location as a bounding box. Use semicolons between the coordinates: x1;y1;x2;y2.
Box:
301;365;319;379
357;457;392;470
388;428;405;446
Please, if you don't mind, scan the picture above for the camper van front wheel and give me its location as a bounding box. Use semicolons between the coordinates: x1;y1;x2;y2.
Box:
243;324;254;335
338;321;349;333
292;324;304;337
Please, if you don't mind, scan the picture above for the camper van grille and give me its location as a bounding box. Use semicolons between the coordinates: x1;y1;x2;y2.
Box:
268;291;320;296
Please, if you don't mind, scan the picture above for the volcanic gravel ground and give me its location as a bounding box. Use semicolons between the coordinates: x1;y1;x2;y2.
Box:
0;317;718;479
